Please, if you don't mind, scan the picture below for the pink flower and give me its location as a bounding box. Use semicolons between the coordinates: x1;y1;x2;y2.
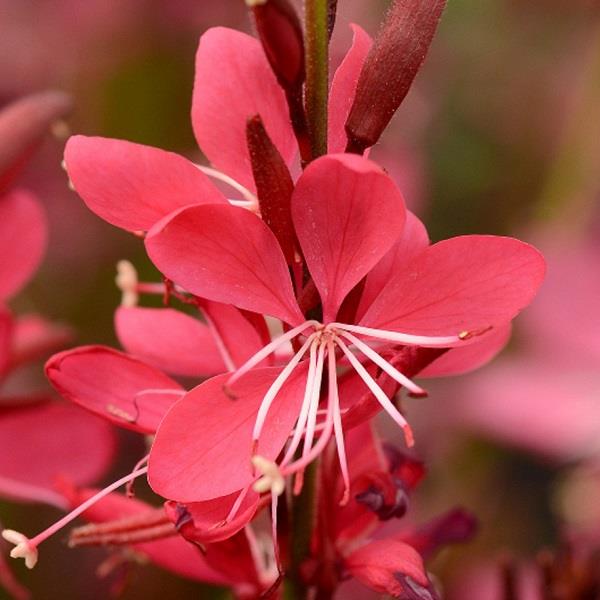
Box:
144;151;544;510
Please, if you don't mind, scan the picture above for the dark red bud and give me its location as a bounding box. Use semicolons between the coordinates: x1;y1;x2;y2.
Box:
345;0;447;153
246;114;298;264
0;90;73;192
404;507;478;560
248;0;305;93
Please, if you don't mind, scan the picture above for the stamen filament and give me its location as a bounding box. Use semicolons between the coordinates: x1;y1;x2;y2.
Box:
338;330;427;397
252;334;316;449
29;467;148;548
332;322;464;348
227;320;318;389
281;340;319;467
195;164;258;205
336;338;414;447
327;341;350;506
2;466;148;568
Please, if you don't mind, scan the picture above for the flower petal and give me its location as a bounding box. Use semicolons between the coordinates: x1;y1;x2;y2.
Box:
45;346;183;434
192;27;295;191
328;24;372;153
356;211;429;320
0;190;47;302
64;136;226;232
145;204;303;325
0;402;114;505
198;300;269;370
165;489;260;544
148;365;307;502
115;306;225;377
419;324;511;377
345;539;429;596
10;314;72;369
292;154;406;322
360;235;546;337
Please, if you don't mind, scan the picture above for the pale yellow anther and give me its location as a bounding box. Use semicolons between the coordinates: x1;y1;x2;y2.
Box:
115;260;139;308
51;119;70;140
245;0;268;6
251;455;285;496
2;530;38;569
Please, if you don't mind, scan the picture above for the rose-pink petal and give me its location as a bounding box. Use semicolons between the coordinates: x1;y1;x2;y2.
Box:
64;136;226;232
345;539;428;594
198;300;269;369
0;190;47;302
356;211;429;320
165;489;260;544
0;402;114;504
419;323;512;377
292;154;406;322
45;346;183;434
148;365;307;502
328;24;373;153
115;306;225;377
361;235;546;336
145;204;303;325
192;27;296;191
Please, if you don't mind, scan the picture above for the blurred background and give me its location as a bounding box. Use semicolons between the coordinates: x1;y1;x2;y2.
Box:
1;0;599;597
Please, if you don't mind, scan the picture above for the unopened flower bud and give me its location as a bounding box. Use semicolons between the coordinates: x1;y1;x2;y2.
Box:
345;0;447;154
247;0;305;93
246;115;297;264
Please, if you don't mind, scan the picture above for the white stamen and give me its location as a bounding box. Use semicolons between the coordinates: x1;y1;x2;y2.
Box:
252;333;316;447
252;456;285;496
227;321;318;388
327;341;350;505
336;337;414;447
338;330;427;397
298;343;326;465
281;340;319;467
332;322;464;348
195;164;258;205
115;260;139;307
2;530;38;569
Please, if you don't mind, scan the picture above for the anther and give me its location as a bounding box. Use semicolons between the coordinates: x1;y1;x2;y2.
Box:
1;530;38;569
252;456;285;496
115;260;139;308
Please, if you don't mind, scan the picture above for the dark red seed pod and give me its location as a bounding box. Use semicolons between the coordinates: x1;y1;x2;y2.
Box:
247;0;305;93
345;0;447;154
246;114;298;265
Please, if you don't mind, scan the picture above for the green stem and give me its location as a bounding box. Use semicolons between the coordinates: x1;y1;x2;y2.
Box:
284;461;319;599
304;0;329;159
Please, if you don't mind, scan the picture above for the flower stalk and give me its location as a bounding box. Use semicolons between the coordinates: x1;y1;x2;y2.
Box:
304;0;329;159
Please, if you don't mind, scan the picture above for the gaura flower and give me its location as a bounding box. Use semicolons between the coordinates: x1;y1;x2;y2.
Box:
143;152;545;507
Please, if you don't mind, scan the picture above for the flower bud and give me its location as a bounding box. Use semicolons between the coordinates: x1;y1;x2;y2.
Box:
345;0;446;154
247;0;305;93
246;115;297;264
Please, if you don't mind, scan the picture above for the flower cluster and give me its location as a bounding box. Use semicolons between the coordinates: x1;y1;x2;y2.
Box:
1;1;546;598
